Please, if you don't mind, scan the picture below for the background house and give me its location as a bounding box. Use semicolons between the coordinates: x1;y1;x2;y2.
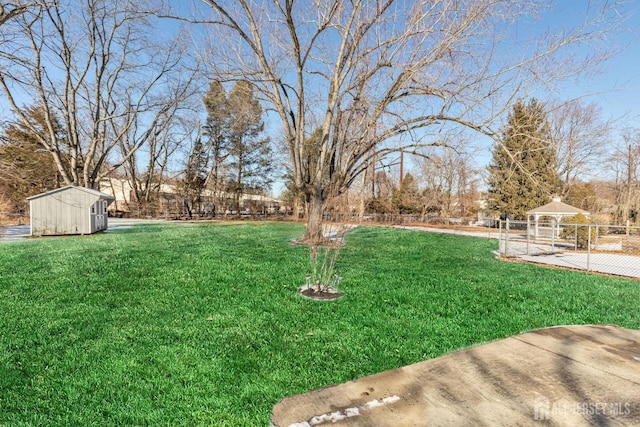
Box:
99;177;283;218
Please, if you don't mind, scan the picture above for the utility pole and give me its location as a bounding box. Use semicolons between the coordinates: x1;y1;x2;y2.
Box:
626;144;632;225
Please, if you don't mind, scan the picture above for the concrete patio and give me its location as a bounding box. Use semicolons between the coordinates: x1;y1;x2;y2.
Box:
271;325;640;426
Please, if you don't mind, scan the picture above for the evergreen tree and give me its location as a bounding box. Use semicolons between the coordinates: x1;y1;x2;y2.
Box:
182;137;208;218
279;169;304;217
0;106;63;212
392;173;420;214
226;80;272;211
565;181;598;212
487;99;560;219
202;80;232;214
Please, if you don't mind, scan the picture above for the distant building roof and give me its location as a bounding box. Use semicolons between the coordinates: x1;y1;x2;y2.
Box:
526;197;589;216
27;185;115;201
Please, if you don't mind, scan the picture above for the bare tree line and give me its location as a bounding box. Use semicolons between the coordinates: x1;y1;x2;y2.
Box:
0;0;200;190
0;0;637;230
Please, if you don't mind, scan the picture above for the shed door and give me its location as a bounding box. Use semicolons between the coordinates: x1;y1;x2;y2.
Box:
95;201;105;230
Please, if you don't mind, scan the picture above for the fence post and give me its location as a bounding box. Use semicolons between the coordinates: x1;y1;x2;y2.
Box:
505;218;510;256
551;218;555;251
499;219;503;254
574;224;578;251
587;224;591;272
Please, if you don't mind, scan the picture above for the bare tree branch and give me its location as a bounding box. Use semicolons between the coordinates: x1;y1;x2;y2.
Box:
0;0;201;189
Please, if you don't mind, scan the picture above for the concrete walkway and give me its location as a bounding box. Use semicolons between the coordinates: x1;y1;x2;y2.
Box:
271;325;640;426
390;225;501;240
0;218;167;243
0;224;30;242
519;251;640;279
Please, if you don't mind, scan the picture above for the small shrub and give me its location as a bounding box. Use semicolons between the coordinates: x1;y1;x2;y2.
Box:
308;223;349;292
560;213;596;249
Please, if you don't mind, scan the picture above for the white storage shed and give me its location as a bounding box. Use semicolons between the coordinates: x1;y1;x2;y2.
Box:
27;186;115;236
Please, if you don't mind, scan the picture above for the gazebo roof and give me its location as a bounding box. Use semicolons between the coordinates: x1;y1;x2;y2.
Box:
526;198;589;216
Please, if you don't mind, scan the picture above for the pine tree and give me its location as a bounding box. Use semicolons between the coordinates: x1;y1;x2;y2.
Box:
487;99;560;219
0;106;63;212
182;137;208;218
392;173;420;214
226;80;272;211
202;80;232;214
565;181;598;212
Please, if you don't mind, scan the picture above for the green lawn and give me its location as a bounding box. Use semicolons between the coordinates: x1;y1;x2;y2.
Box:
0;222;638;426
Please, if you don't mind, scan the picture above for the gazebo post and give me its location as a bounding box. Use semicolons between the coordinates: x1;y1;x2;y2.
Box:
526;215;531;255
555;214;563;240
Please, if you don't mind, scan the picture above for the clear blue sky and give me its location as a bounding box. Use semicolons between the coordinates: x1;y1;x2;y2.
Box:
545;1;640;122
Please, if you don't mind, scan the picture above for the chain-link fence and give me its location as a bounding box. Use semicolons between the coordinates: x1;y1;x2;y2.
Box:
498;220;640;278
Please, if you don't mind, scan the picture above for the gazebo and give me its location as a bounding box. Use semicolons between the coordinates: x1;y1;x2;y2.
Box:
526;197;589;239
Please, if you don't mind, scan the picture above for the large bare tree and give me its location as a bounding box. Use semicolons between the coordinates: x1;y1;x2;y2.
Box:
0;0;199;190
117;112;195;210
178;0;622;242
416;145;480;220
610;128;640;224
547;99;613;196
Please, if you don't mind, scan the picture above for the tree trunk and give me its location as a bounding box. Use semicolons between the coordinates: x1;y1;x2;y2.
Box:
359;169;366;221
302;191;326;243
292;197;299;221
